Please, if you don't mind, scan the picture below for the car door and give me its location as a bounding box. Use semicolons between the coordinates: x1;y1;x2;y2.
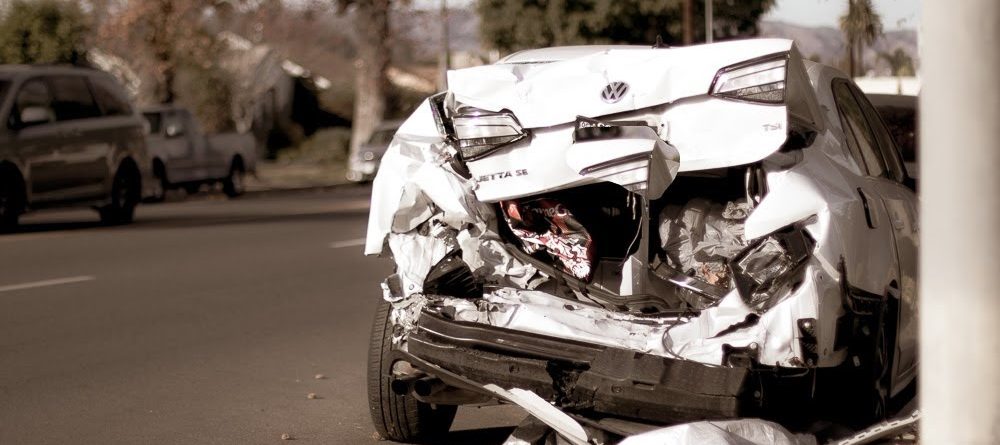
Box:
832;80;918;395
160;110;198;183
46;74;109;200
8;77;65;202
850;84;920;391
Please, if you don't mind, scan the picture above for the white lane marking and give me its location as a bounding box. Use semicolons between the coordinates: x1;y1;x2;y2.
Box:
0;275;96;293
328;238;367;249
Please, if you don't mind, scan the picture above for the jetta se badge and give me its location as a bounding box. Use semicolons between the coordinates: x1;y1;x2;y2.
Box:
601;81;629;103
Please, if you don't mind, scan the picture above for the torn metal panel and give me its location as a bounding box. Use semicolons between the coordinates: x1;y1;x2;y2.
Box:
468;125;680;203
482;385;589;445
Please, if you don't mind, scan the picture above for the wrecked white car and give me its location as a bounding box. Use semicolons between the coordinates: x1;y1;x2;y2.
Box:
364;39;918;443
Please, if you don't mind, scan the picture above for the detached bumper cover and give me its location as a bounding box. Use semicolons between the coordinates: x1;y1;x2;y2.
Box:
407;310;752;423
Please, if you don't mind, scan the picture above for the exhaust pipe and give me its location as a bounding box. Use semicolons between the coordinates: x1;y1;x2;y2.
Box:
390;372;425;395
413;376;447;397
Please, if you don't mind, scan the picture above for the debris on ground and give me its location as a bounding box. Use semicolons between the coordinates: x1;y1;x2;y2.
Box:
314;374;326;380
280;432;294;440
306;393;318;399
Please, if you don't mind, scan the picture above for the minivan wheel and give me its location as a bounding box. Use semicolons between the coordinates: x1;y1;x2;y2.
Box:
0;171;24;231
367;298;456;442
99;166;140;225
223;162;245;198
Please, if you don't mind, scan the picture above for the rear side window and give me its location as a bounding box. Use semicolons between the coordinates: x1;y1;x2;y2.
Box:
48;75;101;121
90;77;132;116
851;87;907;182
10;79;54;128
832;80;888;178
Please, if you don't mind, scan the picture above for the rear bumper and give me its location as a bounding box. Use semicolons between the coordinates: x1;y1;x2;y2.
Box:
405;310;754;424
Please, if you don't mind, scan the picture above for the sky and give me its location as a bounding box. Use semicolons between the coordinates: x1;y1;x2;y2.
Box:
762;0;921;30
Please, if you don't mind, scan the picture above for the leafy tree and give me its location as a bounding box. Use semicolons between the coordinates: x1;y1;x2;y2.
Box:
100;0;235;131
477;0;775;54
839;0;883;77
0;0;90;65
879;47;914;77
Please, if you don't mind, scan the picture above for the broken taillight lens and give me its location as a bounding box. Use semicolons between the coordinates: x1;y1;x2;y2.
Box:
710;53;788;104
729;226;813;312
451;104;526;160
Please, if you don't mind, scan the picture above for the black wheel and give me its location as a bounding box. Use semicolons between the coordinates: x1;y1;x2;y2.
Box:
367;298;456;442
223;161;245;198
99;165;140;225
0;169;24;232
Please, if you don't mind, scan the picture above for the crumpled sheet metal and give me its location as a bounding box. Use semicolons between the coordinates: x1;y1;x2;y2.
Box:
366;99;546;297
432;280;824;367
618;418;817;445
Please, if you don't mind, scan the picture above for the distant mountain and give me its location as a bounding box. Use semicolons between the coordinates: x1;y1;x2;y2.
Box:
760;21;918;75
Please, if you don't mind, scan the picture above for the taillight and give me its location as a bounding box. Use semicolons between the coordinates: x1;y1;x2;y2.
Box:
451;104;526;160
709;53;788;104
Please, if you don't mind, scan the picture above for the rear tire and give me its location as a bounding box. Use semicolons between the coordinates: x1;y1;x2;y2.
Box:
367;298;456;442
99;165;140;225
0;169;24;232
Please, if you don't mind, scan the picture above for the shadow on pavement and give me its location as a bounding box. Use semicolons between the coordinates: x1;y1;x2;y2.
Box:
433;426;518;445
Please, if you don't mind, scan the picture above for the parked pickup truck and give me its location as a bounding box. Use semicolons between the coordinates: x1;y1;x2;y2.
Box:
142;105;256;200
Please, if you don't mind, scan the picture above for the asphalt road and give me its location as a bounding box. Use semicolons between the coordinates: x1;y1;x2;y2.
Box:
0;187;524;444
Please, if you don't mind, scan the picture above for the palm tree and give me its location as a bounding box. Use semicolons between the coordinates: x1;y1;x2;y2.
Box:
879;47;915;77
839;0;884;77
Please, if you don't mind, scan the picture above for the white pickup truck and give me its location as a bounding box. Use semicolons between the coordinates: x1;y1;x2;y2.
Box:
143;105;256;200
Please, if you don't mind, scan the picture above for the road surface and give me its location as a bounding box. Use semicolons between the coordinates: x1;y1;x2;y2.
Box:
0;187;524;444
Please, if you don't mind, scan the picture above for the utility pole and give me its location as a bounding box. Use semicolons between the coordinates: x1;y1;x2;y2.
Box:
704;0;713;43
682;0;692;45
921;0;1000;443
437;0;450;90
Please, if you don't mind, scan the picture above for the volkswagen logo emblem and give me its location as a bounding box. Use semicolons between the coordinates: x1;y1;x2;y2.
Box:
601;81;629;103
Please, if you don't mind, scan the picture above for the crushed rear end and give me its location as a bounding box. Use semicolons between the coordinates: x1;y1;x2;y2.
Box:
365;39;849;428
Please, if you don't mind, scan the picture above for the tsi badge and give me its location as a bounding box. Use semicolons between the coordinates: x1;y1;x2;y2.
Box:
478;169;528;183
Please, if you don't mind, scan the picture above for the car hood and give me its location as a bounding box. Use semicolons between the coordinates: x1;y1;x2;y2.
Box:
448;39;796;129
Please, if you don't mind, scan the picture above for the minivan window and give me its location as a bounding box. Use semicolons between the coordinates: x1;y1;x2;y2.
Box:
91;78;132;116
11;79;53;128
49;75;102;121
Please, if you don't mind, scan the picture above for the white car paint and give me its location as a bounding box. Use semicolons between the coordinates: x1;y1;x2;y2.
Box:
366;38;918;432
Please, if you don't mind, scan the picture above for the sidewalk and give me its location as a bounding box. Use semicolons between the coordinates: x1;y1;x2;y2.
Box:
245;160;354;194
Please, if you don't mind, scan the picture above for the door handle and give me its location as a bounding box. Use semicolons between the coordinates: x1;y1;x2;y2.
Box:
857;187;878;229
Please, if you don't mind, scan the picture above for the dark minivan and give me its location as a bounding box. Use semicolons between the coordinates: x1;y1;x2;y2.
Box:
0;65;151;230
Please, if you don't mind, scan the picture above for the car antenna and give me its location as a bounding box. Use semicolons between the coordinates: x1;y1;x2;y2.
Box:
653;35;669;48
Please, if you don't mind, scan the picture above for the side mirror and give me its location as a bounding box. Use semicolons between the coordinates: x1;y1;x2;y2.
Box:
165;123;184;138
19;106;51;127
